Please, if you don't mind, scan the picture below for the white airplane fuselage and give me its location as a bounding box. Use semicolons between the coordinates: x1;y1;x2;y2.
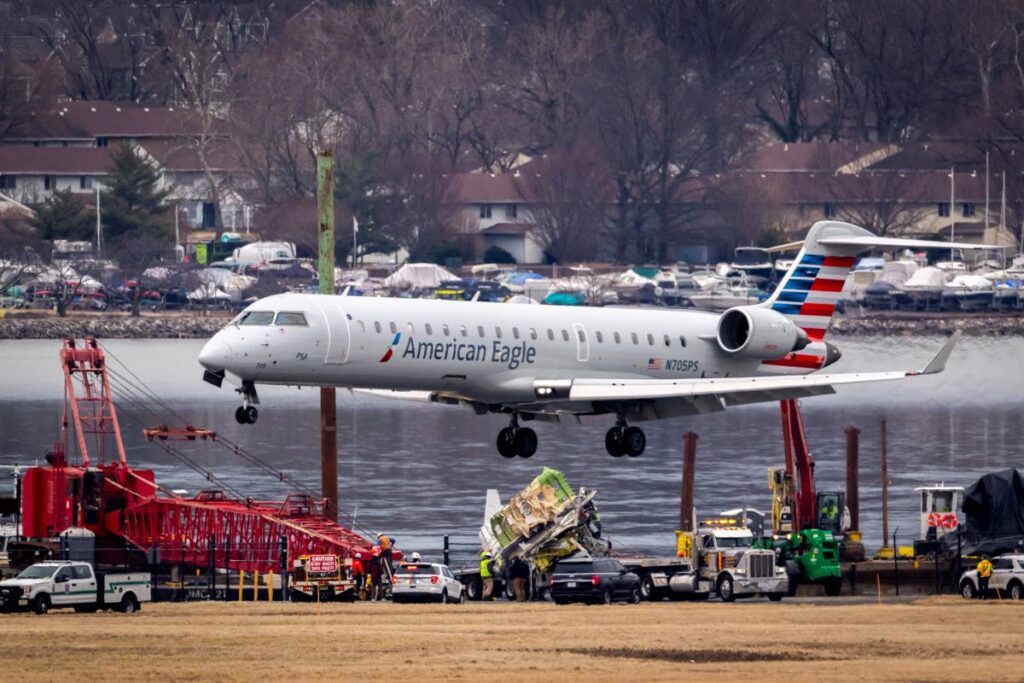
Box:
200;292;761;406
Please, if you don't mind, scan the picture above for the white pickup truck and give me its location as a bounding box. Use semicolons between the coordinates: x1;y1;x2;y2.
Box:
0;561;151;614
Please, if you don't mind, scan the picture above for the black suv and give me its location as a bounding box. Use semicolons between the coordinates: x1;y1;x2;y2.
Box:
550;557;641;605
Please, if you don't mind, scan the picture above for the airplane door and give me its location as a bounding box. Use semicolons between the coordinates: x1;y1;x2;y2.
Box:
313;298;351;364
572;323;589;362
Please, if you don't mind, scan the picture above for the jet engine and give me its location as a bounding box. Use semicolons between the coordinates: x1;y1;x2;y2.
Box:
716;306;810;360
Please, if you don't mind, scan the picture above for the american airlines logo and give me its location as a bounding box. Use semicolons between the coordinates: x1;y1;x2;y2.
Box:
397;336;537;370
379;332;402;362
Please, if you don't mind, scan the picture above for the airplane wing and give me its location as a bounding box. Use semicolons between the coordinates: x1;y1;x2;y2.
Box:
565;331;960;403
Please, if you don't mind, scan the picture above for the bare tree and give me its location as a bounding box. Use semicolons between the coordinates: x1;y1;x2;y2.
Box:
827;171;934;237
810;0;972;142
31;1;163;101
521;146;610;263
112;233;174;317
0;209;43;297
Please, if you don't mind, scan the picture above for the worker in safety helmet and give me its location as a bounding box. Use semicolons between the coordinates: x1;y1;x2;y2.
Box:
377;533;394;589
352;552;365;600
368;545;383;601
977;556;994;600
480;550;494;600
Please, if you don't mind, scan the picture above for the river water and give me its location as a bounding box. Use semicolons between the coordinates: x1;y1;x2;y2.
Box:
1;335;1021;562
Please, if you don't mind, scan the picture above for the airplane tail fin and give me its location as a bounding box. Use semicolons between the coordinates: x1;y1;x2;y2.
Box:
761;221;988;371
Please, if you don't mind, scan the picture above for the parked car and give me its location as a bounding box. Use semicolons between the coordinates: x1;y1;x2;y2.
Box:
960;554;1024;599
391;562;465;604
549;557;641;605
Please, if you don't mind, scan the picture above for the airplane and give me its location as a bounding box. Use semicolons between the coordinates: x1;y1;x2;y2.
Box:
198;220;979;459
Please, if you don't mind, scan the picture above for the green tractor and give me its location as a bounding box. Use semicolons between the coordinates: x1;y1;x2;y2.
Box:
762;528;842;597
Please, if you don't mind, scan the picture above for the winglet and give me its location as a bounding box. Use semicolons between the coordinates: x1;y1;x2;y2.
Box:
920;330;961;375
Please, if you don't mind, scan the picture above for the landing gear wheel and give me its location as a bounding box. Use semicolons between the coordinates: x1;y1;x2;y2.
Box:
235;406;247;424
514;427;538;458
605;428;625;457
622;426;646;457
497;428;516;458
717;575;736;603
244;406;258;424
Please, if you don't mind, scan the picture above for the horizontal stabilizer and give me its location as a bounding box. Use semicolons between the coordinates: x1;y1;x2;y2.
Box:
816;235;994;251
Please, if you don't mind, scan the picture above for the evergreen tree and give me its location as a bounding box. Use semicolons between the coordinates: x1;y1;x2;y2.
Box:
102;143;173;242
29;189;94;241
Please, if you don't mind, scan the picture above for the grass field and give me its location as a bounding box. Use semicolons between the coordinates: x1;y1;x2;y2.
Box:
3;597;1022;681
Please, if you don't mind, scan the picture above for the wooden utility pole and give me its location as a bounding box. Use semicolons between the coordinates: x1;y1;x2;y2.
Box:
317;150;338;520
680;432;697;531
880;419;889;549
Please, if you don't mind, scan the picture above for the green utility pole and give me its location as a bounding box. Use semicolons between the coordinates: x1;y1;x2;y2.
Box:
317;150;338;520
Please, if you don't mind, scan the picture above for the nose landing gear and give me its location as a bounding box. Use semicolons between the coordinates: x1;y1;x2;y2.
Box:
234;382;260;425
496;413;538;459
605;418;645;458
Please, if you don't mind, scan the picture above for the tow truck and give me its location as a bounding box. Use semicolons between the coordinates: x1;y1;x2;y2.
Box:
621;517;789;602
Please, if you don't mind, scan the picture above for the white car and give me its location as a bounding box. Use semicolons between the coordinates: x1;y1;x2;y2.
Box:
959;554;1024;600
391;562;465;604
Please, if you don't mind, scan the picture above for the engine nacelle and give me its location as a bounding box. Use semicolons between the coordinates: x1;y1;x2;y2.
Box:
716;306;810;360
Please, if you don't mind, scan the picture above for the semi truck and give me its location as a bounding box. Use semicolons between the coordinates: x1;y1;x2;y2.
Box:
0;561;151;614
620;518;790;602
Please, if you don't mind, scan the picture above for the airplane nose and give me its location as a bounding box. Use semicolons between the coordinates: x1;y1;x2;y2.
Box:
199;337;234;371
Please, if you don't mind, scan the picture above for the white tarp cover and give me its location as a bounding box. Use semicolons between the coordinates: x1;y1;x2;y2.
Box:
901;266;948;290
876;260;918;286
382;263;457;289
946;274;993;291
232;241;296;266
187;284;230;301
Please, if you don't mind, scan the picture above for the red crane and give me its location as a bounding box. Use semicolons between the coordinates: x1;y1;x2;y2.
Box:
18;337;372;572
779;398;817;531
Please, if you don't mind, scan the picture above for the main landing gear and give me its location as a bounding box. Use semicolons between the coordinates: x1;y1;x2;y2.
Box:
605;418;645;458
496;414;538;459
235;382;259;425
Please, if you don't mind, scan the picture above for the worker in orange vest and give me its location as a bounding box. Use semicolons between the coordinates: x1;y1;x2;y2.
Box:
977;556;993;599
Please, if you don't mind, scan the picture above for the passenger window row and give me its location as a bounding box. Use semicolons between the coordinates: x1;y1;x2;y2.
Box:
361;320;685;348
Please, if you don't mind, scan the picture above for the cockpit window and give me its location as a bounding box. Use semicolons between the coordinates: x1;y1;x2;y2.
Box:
275;312;308;326
239;311;274;326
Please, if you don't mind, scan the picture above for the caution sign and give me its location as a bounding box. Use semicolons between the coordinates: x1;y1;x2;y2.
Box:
307;555;339;575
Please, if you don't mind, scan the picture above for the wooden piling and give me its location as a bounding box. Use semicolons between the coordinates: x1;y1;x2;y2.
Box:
680;432;697;531
317;150;338;520
845;427;860;531
880;419;889;549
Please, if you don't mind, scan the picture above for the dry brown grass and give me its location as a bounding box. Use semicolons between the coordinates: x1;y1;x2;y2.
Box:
2;597;1022;681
